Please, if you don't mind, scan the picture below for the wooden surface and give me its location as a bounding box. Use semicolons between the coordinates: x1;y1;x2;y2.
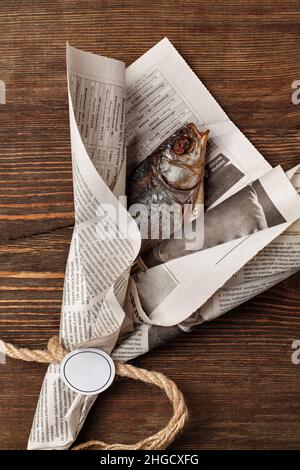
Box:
0;0;300;450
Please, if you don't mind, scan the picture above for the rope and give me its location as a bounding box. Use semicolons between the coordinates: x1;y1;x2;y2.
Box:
0;336;188;450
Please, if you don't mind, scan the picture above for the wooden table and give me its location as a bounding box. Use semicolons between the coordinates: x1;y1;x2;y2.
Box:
0;0;300;450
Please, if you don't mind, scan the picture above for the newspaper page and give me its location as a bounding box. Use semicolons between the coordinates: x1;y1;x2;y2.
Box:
113;166;300;361
28;45;141;450
26;39;300;450
198;164;300;323
124;38;300;326
133;165;300;326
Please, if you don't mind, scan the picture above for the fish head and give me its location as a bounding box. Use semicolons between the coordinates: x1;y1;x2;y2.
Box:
157;123;209;191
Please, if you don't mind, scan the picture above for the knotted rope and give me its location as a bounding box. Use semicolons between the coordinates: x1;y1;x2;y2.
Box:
0;336;188;450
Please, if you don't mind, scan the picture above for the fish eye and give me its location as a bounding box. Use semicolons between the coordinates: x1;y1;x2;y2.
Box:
173;136;191;155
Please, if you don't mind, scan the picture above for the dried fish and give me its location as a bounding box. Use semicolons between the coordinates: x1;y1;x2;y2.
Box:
127;123;209;251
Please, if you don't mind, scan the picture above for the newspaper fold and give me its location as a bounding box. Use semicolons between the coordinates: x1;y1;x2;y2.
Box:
27;39;300;450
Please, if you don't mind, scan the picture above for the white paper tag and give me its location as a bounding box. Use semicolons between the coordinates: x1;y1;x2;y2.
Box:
60;348;115;395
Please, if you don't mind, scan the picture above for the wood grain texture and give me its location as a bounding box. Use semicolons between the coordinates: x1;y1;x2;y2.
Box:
0;0;300;450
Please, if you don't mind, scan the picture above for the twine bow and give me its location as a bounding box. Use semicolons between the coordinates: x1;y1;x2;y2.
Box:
0;336;188;450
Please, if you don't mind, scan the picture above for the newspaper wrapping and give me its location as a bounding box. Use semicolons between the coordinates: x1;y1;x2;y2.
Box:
27;39;300;450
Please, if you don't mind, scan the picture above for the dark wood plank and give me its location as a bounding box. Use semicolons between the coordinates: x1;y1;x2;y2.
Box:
0;0;300;450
